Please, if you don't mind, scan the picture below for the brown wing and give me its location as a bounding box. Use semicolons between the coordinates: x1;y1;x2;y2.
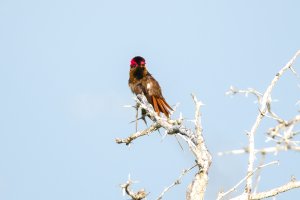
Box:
142;73;173;117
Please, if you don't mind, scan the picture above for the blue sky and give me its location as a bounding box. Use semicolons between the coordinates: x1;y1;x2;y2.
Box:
0;0;300;199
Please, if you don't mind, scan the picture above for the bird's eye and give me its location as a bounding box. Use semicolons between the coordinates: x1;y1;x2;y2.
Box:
140;61;146;67
130;64;137;68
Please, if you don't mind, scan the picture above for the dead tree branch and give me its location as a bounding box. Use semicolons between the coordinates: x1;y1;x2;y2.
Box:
223;50;300;199
118;50;300;200
186;94;212;200
217;161;278;200
116;94;211;200
120;176;147;200
250;179;300;200
116;122;160;145
157;164;197;200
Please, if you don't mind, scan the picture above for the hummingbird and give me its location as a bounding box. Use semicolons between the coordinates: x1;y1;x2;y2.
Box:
128;56;173;120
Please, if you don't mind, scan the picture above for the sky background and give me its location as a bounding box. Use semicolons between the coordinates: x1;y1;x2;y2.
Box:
0;0;300;199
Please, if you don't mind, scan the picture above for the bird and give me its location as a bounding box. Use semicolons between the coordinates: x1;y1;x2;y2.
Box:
128;56;173;119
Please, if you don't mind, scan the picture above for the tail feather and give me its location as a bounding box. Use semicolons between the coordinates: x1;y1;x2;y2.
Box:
157;98;168;117
160;98;173;111
152;96;160;115
151;97;171;117
150;96;173;117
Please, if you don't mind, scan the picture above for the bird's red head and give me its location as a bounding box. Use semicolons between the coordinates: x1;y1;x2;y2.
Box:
130;56;146;68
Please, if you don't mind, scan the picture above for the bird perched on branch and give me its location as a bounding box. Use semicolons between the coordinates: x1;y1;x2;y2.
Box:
128;56;173;120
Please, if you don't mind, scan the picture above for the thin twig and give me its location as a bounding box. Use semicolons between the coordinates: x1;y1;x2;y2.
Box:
120;175;147;200
253;154;266;194
250;180;300;200
218;145;300;156
217;161;278;200
226;86;262;103
116;122;160;145
268;114;300;138
157;164;197;200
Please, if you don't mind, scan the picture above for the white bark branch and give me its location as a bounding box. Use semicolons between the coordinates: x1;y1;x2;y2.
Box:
228;50;300;195
120;176;147;200
226;86;262;102
268;114;300;138
117;94;211;200
218;145;300;156
217;161;278;200
157;164;197;200
186;94;212;200
116;122;160;145
250;180;300;200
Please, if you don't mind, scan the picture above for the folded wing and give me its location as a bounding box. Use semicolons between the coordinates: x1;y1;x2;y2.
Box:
143;74;173;117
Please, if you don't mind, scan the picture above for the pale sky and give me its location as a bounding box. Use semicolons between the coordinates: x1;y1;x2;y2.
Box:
0;0;300;199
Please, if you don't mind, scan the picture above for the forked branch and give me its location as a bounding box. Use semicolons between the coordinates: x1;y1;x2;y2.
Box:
116;94;211;200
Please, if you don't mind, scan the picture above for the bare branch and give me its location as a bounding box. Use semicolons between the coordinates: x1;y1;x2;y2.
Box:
218;147;249;156
250;180;300;200
253;154;266;194
222;50;300;198
157;164;197;200
244;50;300;195
226;86;262;103
217;161;278;200
116;95;190;145
289;65;299;78
186;94;212;200
218;145;300;156
117;94;211;200
120;176;147;200
116;122;160;145
268;114;300;138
